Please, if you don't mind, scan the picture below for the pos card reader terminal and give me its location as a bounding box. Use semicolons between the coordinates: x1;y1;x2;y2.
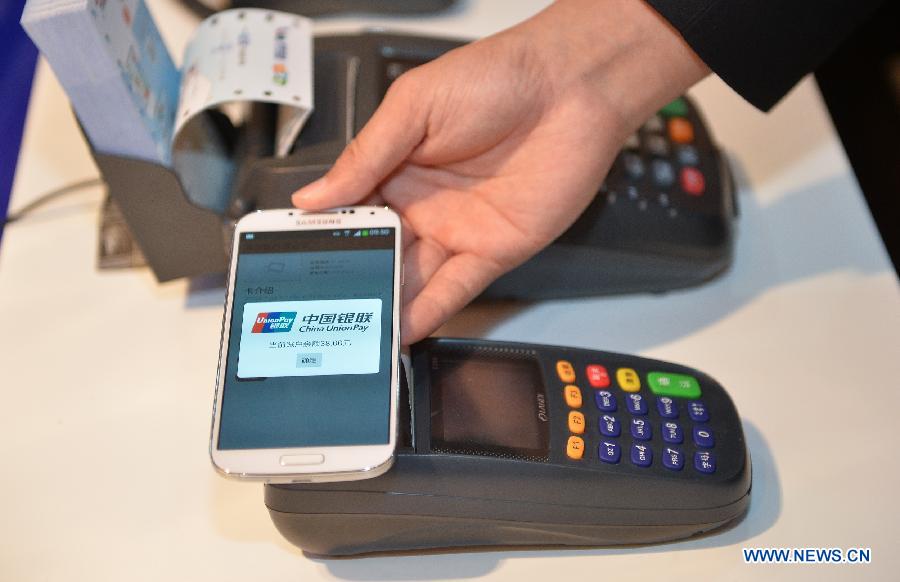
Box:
265;338;751;556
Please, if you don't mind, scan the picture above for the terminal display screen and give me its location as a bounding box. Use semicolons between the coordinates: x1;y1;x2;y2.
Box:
430;353;549;460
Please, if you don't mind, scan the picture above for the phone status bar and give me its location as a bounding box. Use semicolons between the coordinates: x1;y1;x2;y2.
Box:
240;228;395;254
244;228;392;241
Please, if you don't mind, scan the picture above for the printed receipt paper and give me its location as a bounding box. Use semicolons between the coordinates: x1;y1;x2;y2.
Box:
176;9;313;157
237;299;382;379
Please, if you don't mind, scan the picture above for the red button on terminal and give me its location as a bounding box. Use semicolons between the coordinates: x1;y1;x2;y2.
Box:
586;365;611;388
680;167;706;196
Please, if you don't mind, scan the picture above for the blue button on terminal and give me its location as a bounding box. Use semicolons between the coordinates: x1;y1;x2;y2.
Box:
622;153;645;180
599;414;620;437
651;159;675;186
657;397;678;418
630;417;652;440
662;447;684;471
694;451;716;474
693;426;715;448
676;145;700;166
598;441;621;464
594;390;617;412
688;400;709;422
626;393;647;415
631;444;652;467
662;421;683;444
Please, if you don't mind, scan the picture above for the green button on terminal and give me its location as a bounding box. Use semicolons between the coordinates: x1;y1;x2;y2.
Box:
647;372;701;399
660;98;689;118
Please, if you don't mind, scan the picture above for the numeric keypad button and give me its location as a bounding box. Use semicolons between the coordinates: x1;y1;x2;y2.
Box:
662;447;684;471
598;441;621;464
598;415;620;437
623;153;645;180
694;451;716;474
656;396;679;418
646;135;670;157
688;400;709;422
594;390;617;412
693;426;715;448
630;417;652;441
662;421;683;444
631;444;653;467
626;393;647;415
676;145;699;166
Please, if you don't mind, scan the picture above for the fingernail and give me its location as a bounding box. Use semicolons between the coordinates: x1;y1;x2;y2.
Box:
291;177;327;205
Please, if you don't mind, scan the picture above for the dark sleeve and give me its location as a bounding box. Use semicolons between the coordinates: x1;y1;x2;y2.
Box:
643;0;884;110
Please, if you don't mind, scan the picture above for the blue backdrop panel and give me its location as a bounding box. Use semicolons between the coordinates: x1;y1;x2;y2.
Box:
1;0;39;240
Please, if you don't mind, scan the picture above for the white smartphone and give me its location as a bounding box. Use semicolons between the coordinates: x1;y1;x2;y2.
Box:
210;207;402;483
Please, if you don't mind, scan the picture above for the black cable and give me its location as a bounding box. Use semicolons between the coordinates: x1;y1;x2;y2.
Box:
2;177;105;226
177;0;458;18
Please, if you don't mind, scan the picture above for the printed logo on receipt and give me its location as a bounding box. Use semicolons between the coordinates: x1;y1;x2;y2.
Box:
238;299;382;378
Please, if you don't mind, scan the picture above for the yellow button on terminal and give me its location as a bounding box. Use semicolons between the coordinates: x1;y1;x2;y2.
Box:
563;385;583;408
568;410;586;434
617;368;641;392
566;436;585;460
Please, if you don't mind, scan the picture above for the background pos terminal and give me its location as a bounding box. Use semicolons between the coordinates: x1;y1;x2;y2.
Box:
95;33;737;298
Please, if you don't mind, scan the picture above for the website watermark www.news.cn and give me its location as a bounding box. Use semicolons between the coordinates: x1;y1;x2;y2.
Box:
742;547;871;564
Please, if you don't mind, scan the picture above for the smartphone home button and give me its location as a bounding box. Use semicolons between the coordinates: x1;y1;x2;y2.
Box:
279;454;325;466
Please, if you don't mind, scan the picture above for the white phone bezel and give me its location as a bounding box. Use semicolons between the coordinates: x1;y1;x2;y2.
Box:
209;207;402;483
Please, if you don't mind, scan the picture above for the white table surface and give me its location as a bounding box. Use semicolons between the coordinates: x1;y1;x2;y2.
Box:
2;1;899;580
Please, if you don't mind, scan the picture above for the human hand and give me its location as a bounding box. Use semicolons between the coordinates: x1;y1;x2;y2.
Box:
293;0;708;343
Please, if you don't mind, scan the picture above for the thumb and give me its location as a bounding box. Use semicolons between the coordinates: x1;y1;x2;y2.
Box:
292;75;427;210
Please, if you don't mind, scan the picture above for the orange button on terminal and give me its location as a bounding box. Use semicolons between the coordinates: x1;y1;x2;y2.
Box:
564;385;583;408
556;360;576;383
568;410;586;434
668;117;694;144
566;436;585;460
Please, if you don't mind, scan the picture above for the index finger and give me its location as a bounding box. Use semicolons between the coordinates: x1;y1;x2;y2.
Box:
292;74;429;210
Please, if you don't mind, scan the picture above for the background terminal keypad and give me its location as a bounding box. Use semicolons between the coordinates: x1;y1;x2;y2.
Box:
557;358;719;475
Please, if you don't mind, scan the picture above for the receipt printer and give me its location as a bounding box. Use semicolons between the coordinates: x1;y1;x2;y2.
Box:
264;338;751;556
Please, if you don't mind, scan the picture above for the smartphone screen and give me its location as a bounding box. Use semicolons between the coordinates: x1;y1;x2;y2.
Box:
217;227;396;450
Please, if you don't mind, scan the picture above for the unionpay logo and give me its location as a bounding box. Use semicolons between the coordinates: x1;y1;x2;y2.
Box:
251;312;296;333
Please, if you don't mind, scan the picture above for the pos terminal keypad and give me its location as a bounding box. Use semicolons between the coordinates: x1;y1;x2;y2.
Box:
552;353;735;479
422;340;746;483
